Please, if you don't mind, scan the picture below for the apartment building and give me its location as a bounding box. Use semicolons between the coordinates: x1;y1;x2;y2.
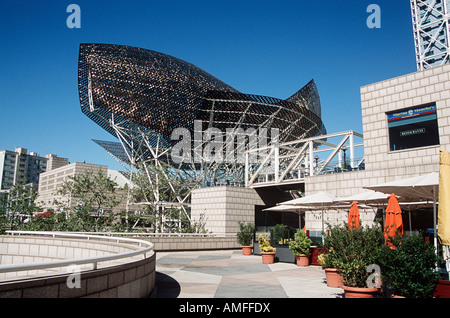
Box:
0;148;47;191
0;147;70;192
37;161;135;215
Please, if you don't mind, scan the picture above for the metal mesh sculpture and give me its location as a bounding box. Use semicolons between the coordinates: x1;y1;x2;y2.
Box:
78;43;326;228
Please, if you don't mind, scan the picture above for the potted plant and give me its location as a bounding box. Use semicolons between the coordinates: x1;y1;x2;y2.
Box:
271;224;296;263
324;222;383;298
377;234;440;298
237;222;255;255
289;229;313;266
258;233;276;264
321;224;350;288
317;248;343;288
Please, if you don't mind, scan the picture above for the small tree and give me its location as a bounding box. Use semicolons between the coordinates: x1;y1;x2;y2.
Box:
323;222;384;288
258;233;276;253
289;229;313;256
237;222;255;246
3;179;40;230
54;168;121;231
377;234;439;298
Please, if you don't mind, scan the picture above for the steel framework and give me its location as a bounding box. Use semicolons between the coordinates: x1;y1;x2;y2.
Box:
77;43;326;229
411;0;450;70
245;131;364;188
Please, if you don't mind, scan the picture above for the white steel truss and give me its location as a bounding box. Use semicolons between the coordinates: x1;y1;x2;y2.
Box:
96;114;194;233
411;0;450;70
244;131;364;188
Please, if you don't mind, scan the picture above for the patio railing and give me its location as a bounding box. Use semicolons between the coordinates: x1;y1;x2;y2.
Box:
0;231;154;273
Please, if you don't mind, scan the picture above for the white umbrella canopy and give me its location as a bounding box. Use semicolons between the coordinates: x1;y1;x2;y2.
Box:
364;172;439;255
335;190;390;204
262;205;313;231
279;191;338;206
279;191;339;243
263;204;348;212
364;172;439;201
262;205;312;212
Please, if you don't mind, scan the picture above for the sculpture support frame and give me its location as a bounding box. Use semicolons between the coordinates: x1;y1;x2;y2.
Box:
78;43;326;232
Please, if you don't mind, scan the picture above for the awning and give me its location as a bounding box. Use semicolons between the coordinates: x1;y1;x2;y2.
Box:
364;172;439;253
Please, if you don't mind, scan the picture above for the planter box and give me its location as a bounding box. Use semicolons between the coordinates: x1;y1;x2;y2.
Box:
434;280;450;298
253;243;296;264
311;247;326;266
253;243;323;264
253;242;260;255
275;246;296;263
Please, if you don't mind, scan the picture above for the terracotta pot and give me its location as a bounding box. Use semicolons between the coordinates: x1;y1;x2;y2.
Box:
295;254;310;266
241;246;253;255
325;268;343;288
261;252;276;264
391;294;406;298
342;286;379;298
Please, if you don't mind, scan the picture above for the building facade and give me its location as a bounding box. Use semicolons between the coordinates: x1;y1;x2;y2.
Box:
191;186;264;234
37;161;137;217
0;148;69;193
304;62;450;233
0;148;47;191
37;162;106;210
45;154;69;171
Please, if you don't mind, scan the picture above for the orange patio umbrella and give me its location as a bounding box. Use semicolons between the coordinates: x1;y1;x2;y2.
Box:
348;201;360;229
385;193;403;248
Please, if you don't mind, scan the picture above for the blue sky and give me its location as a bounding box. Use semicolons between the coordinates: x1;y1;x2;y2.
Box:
0;1;416;171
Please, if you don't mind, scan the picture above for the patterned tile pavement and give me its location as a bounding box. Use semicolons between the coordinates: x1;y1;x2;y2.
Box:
152;250;343;298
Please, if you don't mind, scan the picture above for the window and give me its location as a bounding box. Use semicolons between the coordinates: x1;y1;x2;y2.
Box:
387;104;439;151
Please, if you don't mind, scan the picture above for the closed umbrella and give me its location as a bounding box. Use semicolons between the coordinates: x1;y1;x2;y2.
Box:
384;194;403;248
439;150;450;271
348;201;360;229
439;150;450;246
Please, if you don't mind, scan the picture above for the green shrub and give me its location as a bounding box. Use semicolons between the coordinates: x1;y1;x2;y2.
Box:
289;229;312;255
377;234;439;298
323;223;384;288
258;233;276;252
237;222;255;246
272;224;294;246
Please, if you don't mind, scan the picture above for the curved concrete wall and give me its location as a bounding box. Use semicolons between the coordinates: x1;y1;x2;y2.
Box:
0;235;155;298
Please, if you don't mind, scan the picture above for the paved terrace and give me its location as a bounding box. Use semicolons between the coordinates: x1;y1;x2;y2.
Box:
152;250;343;298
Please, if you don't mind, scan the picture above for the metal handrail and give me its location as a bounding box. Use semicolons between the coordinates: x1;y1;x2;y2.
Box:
53;232;236;237
0;231;154;274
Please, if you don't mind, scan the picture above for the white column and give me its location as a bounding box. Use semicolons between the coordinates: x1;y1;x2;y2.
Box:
309;140;314;176
349;132;355;170
274;144;279;182
245;152;249;187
